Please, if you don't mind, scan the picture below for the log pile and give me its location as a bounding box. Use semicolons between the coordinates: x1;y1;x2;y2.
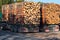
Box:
23;2;41;32
23;2;41;24
2;5;9;21
2;2;60;32
2;2;40;32
2;3;24;24
8;3;16;24
42;3;60;24
14;2;24;24
2;2;41;24
2;2;60;24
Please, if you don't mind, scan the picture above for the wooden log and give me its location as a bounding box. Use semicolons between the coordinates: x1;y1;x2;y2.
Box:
23;2;41;24
42;3;60;24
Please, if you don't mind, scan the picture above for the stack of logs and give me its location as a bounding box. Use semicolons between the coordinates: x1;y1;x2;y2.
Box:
2;2;41;25
2;2;60;32
8;3;15;24
2;2;41;32
23;2;40;32
2;2;60;24
42;3;60;24
14;2;24;24
2;2;24;24
23;2;41;24
2;5;9;21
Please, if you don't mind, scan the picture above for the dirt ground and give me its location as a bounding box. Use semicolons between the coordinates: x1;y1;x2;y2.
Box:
0;30;60;40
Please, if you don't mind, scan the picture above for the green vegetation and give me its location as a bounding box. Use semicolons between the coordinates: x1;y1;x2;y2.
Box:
16;0;24;2
0;0;2;12
2;0;14;5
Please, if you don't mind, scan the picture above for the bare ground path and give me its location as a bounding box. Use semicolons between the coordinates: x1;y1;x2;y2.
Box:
0;30;60;40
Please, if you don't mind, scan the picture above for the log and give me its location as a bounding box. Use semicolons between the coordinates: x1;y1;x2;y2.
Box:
23;2;41;24
42;3;60;24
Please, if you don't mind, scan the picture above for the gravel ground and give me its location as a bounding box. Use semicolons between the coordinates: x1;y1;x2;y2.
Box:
0;30;60;40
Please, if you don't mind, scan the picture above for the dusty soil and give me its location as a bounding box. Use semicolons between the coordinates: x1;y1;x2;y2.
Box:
0;30;60;40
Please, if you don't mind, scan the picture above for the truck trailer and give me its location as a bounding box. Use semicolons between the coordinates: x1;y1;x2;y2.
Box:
1;2;60;32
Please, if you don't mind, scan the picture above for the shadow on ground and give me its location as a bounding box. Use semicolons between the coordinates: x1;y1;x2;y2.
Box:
0;30;60;40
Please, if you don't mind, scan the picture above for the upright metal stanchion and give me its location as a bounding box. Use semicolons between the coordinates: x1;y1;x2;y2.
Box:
39;3;44;32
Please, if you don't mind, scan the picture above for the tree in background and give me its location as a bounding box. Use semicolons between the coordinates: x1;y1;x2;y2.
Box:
2;0;24;5
16;0;24;2
2;0;14;5
0;0;2;12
